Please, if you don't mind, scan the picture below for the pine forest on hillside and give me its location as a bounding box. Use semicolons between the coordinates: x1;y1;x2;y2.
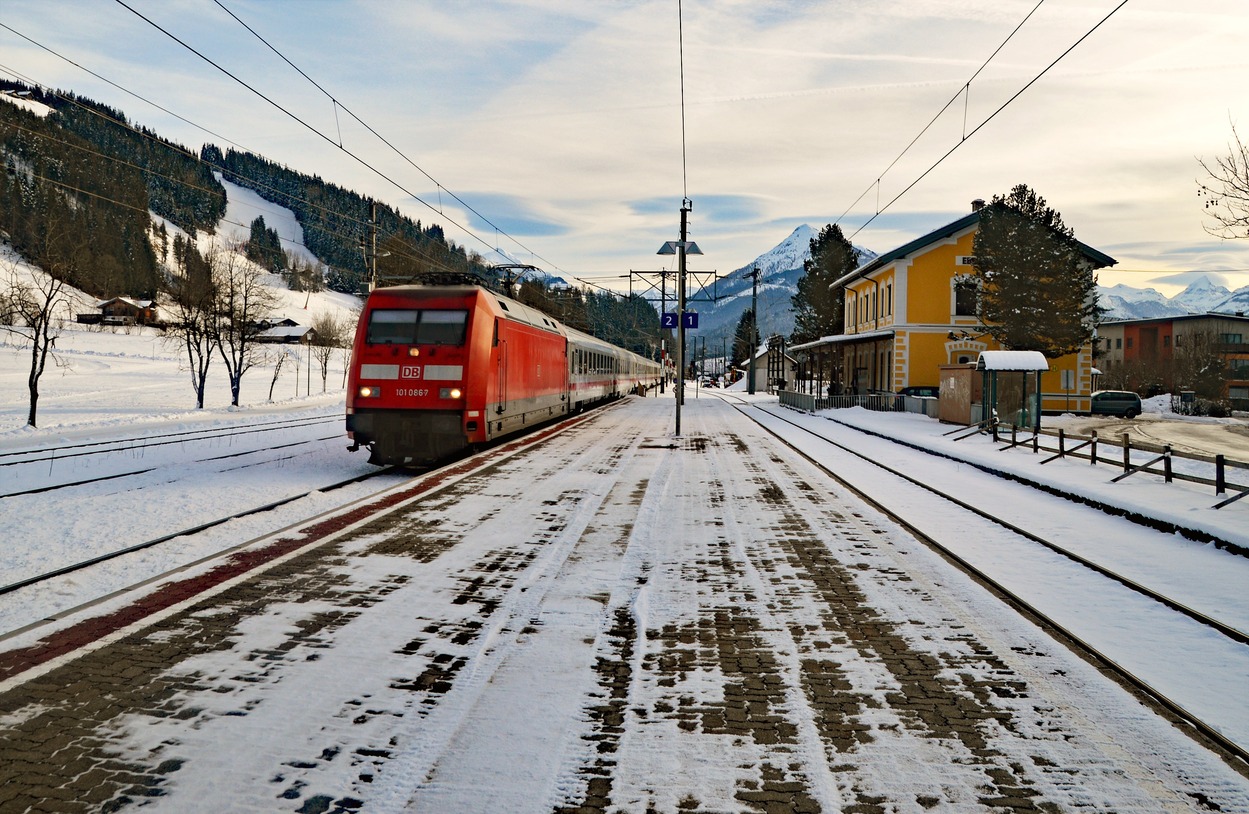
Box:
0;80;659;348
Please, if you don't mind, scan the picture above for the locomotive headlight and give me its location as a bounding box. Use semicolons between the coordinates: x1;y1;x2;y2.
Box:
408;348;420;357
440;387;463;399
358;385;382;398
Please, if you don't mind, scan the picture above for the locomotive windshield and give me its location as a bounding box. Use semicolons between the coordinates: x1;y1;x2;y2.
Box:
366;309;468;346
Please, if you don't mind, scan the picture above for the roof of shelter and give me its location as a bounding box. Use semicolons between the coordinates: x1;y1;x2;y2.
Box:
976;350;1049;371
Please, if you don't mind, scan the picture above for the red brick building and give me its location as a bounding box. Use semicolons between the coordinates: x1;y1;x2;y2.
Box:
1097;313;1249;408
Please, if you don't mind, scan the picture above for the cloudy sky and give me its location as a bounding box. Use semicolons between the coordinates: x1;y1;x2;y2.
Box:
3;0;1249;295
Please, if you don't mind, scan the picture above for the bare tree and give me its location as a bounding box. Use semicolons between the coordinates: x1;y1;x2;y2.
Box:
210;250;277;406
1;254;78;427
1199;123;1249;239
1172;329;1228;400
267;348;287;402
163;248;217;409
309;311;351;392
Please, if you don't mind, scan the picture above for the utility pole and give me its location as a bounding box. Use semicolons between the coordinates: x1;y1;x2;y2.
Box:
676;201;689;433
366;200;379;291
746;266;760;395
654;200;702;436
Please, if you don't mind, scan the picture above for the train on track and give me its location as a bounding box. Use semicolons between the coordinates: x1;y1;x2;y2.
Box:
346;282;663;464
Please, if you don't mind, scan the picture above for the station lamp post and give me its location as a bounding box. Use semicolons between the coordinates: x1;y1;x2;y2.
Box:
657;200;702;437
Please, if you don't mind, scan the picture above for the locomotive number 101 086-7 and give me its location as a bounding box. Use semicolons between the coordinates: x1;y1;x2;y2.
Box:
396;388;430;398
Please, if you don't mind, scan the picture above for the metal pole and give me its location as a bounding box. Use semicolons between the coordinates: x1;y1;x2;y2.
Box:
676;202;689;434
369;200;378;291
748;266;759;395
659;271;667;394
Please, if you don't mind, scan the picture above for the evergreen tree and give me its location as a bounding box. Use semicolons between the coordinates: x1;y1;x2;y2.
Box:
244;216;285;273
971;185;1105;358
732;308;759;366
791;224;857;344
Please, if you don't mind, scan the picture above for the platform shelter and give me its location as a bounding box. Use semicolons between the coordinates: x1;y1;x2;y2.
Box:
978;350;1049;432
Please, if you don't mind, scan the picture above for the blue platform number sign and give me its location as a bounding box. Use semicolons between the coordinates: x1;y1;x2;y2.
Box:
661;312;699;329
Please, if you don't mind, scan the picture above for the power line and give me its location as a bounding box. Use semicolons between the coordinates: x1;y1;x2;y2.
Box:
208;1;536;253
841;0;1131;241
107;0;535;270
113;0;635;298
677;0;689;201
0;59;485;278
111;0;580;282
833;0;1047;226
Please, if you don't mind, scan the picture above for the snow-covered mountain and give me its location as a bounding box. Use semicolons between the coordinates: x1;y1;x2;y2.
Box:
1170;276;1233;313
682;225;876;350
1099;276;1249;320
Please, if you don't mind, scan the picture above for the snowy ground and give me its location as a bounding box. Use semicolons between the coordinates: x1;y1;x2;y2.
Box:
3;390;1248;812
2;327;1248;811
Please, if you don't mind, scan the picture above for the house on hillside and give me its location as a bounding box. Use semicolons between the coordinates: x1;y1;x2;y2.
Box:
76;297;159;326
1098;313;1249;409
254;319;317;345
789;200;1115;413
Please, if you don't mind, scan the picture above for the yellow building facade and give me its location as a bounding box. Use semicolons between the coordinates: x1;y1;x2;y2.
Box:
826;204;1114;414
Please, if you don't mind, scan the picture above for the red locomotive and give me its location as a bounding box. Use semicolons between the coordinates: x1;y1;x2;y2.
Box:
346;283;662;464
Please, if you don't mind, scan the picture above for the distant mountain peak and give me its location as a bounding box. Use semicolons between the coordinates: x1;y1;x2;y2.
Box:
1100;273;1245;320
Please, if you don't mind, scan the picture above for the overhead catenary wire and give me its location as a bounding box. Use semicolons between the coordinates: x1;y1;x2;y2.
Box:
4;10;681;302
88;2;630;299
111;0;579;284
0;59;493;279
833;0;1047;226
843;0;1132;241
678;0;689;202
0;68;641;299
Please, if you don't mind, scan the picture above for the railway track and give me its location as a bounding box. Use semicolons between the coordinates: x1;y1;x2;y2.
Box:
0;401;620;648
0;432;346;498
713;390;1249;769
0;414;341;465
0;465;397;604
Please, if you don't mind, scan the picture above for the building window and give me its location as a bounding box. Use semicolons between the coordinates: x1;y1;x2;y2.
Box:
954;281;977;316
1126;337;1133;349
1115;338;1122;349
1163;335;1170;347
886;282;893;316
1219;333;1244;345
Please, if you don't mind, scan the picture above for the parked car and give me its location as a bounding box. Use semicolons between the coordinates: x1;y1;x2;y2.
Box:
1090;390;1142;418
897;385;940;398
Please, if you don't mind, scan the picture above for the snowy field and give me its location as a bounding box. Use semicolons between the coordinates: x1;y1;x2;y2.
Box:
0;323;349;432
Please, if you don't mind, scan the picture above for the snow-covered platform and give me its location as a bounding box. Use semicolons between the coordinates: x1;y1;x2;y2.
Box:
2;393;1246;813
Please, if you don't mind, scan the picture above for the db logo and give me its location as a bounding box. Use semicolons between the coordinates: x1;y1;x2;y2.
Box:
401;365;422;379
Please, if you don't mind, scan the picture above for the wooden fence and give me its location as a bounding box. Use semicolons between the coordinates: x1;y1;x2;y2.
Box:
990;424;1249;510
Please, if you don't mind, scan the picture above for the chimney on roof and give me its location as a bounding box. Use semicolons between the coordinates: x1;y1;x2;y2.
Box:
971;198;986;212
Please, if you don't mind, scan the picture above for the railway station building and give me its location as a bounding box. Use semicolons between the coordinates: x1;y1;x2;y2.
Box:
791;200;1115;414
